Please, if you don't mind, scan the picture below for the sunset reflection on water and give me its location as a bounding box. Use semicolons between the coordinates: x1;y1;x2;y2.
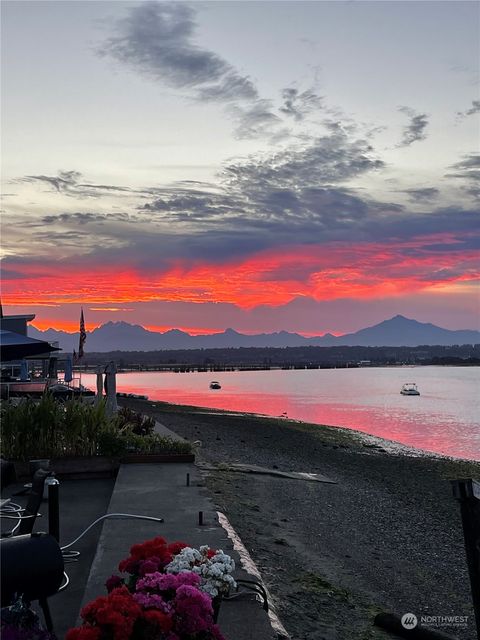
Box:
82;366;479;461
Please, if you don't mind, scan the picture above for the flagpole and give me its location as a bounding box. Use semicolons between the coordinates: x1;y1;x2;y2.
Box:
78;307;86;360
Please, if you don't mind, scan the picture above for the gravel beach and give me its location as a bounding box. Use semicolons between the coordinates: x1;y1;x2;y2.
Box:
122;399;479;640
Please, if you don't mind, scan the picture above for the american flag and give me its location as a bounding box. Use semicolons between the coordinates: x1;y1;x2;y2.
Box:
78;308;86;358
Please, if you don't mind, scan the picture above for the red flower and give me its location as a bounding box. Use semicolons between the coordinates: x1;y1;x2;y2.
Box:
79;587;142;640
118;557;139;574
69;537;228;640
167;541;188;556
119;536;180;575
142;609;173;633
130;537;167;560
65;627;102;640
105;575;124;593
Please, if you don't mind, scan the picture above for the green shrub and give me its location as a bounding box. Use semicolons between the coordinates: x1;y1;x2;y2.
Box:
0;395;192;460
0;394;114;460
97;430;129;457
115;407;155;436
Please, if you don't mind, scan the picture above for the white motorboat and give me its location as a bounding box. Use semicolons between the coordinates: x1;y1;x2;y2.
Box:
400;383;420;396
210;381;221;389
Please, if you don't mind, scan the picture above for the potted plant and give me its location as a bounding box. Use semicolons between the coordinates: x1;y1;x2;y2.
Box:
67;536;235;639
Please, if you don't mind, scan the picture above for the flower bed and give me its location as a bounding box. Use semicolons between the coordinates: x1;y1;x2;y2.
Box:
67;536;236;640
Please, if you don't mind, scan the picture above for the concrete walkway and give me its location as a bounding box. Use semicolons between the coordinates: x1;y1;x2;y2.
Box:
81;422;279;639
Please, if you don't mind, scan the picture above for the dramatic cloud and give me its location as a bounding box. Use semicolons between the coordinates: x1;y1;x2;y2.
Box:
100;0;283;141
3;228;479;315
223;128;384;193
101;2;258;102
398;107;429;147
100;1;323;141
10;122;480;273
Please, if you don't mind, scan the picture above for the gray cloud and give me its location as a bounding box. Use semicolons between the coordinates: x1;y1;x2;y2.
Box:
19;171;136;199
445;154;480;194
134;128;389;246
23;171;82;193
99;2;325;141
446;154;480;201
101;2;257;103
8;124;479;273
398;107;429;147
40;212;131;226
279;87;324;122
464;186;480;200
450;154;480;171
457;100;480;119
402;188;440;202
223;129;384;193
228;100;285;140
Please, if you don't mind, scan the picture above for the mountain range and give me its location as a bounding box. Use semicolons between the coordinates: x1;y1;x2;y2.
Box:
28;315;480;353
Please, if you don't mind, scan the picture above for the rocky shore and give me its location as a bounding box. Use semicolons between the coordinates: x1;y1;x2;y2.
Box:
122;399;479;640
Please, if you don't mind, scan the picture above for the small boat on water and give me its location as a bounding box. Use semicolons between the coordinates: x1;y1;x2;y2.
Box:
400;383;420;396
210;381;221;390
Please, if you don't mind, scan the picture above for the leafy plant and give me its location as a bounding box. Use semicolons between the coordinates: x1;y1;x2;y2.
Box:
0;395;192;460
115;407;155;436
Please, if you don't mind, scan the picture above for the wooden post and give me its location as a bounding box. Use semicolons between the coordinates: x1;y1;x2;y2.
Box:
451;478;480;639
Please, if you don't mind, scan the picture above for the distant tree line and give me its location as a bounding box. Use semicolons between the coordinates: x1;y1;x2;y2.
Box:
78;344;480;370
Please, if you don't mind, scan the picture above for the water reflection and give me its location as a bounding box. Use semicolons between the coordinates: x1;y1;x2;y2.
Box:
82;367;479;461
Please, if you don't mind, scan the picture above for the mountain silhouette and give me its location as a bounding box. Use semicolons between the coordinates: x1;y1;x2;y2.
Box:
28;315;480;353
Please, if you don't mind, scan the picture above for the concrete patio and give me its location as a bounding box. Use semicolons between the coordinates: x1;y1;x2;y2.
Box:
1;418;280;639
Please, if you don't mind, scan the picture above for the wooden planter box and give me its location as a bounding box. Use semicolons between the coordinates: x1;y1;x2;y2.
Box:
13;456;119;480
12;452;194;480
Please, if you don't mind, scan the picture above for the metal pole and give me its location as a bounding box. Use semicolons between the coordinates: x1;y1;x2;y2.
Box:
451;478;480;639
48;480;60;542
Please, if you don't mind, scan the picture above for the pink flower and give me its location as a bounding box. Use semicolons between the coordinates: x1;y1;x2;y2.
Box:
138;558;160;576
173;584;214;635
133;592;172;614
135;570;201;594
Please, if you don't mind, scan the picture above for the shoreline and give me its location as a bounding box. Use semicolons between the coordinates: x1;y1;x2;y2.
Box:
145;399;480;464
122;398;479;640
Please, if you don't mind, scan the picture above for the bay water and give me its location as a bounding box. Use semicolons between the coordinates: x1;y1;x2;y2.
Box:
83;366;479;461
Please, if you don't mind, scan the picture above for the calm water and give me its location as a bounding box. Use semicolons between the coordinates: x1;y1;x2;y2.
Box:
83;367;480;460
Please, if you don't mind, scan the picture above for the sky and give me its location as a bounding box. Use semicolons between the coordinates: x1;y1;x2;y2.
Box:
1;0;479;335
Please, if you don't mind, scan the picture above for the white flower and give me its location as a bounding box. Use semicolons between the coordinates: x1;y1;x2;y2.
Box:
165;545;237;595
